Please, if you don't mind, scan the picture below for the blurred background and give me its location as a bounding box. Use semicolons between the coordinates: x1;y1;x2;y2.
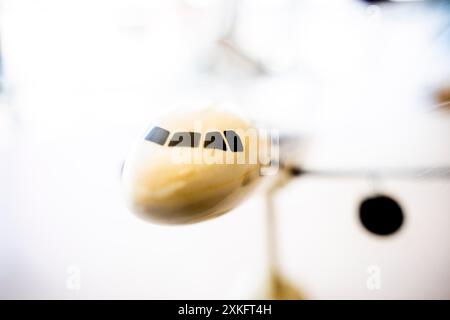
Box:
0;0;449;299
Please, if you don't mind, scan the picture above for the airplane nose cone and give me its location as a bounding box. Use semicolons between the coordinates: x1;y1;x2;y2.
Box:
121;108;263;224
123;158;260;224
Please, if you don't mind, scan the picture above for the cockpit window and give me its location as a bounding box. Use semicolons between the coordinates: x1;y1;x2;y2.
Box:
145;127;244;152
204;132;227;151
145;126;170;145
168;132;201;148
223;130;243;152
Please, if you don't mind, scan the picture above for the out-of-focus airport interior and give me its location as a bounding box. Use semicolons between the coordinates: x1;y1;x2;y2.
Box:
0;0;449;299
